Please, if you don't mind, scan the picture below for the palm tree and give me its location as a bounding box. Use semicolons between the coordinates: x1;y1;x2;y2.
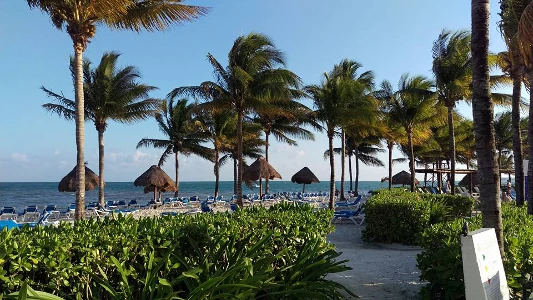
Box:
379;74;442;192
169;33;301;205
432;30;472;195
499;0;531;207
472;0;504;254
42;52;158;206
494;112;514;173
27;0;208;219
137;98;213;197
252;100;316;194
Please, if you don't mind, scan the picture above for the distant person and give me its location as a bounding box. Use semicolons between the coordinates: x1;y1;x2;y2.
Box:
446;180;451;194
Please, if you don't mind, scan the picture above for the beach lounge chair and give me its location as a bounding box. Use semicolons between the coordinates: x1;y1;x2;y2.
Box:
107;201;117;209
201;202;213;213
0;207;18;220
116;200;127;209
21;206;40;222
335;195;362;210
332;208;363;225
128;199;141;209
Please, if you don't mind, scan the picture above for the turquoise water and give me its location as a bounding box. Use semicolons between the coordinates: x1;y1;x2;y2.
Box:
0;181;384;211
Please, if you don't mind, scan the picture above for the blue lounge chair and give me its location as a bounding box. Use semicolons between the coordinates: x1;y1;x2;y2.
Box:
128;199;140;209
201;202;213;213
0;207;18;220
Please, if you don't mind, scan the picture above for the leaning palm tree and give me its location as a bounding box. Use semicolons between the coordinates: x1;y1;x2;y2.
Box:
169;33;301;205
379;74;443;192
472;0;504;254
27;0;208;219
42;52;158;206
252;100;317;193
137;98;213;197
432;29;472;195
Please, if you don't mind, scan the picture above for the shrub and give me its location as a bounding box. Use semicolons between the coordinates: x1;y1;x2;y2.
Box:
417;204;533;299
0;203;353;299
362;190;474;245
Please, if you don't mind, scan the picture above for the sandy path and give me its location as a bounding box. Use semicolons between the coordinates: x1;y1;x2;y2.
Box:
327;223;425;299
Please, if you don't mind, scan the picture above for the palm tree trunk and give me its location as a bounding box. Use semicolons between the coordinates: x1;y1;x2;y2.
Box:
74;43;85;220
498;148;502;188
233;158;237;195
348;154;353;191
236;109;244;206
175;152;179;197
340;129;346;200
447;106;456;195
328;128;335;209
98;127;105;207
214;148;220;198
511;62;525;206
355;148;360;196
472;0;504;254
265;132;270;194
407;130;416;192
388;141;393;190
527;75;533;214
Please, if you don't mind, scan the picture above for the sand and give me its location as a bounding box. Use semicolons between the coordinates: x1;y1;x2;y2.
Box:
327;223;425;299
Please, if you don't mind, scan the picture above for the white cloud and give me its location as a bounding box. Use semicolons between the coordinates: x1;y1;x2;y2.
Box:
53;150;61;156
11;153;29;162
296;150;305;159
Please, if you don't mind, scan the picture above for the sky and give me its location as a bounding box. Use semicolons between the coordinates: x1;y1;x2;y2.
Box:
0;1;512;182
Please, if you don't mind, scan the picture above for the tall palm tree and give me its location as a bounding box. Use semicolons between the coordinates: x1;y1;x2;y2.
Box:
137;99;213;197
27;0;208;219
472;0;504;254
432;29;472;195
379;75;442;192
494;112;514;172
252;100;316;194
169;33;301;205
498;0;528;206
42;52;158;206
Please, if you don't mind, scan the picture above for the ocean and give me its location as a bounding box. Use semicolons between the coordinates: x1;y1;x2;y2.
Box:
0;181;384;211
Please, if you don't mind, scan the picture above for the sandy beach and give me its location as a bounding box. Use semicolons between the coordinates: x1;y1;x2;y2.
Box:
327;223;424;299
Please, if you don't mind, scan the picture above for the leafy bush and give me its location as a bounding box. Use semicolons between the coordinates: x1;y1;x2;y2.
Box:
417;204;533;299
0;203;353;299
420;193;474;218
361;190;470;245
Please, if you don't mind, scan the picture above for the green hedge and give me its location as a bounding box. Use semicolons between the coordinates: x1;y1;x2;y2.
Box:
361;190;474;245
417;204;533;299
0;203;354;299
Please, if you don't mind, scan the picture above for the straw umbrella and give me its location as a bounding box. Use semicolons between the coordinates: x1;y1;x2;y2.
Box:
242;157;282;197
291;167;319;192
58;165;100;192
391;170;419;187
134;165;176;202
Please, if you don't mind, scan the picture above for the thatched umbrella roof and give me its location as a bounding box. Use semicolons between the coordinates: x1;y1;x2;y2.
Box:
242;157;281;196
291;167;319;184
242;157;282;181
391;170;419;186
459;173;478;187
134;165;176;200
134;165;175;188
291;167;319;192
58;165;101;192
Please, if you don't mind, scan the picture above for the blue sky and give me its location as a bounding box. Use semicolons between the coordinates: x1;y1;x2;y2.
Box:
0;1;510;182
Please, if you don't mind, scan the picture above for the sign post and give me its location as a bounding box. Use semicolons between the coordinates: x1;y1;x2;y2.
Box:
461;228;508;300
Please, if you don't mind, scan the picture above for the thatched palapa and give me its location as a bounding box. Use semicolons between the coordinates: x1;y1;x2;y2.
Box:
58;165;101;192
391;170;419;186
134;165;176;200
291;167;319;192
242;157;281;196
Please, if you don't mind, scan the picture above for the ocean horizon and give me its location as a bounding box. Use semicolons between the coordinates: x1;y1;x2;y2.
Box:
0;181;387;211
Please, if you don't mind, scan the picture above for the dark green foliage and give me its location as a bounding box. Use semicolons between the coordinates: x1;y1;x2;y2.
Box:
362;190;474;245
417;204;533;300
420;194;474;218
0;203;352;299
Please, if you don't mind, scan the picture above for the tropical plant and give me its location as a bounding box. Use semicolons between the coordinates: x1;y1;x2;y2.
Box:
498;0;529;206
252;100;317;194
137;98;213;197
42;52;159;206
169;33;301;205
27;0;208;219
472;0;504;253
377;75;443;192
494;112;514;175
432;29;472;195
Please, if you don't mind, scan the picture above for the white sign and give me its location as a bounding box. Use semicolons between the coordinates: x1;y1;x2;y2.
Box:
461;228;509;300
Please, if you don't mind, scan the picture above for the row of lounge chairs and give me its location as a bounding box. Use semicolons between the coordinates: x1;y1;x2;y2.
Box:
332;195;365;225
